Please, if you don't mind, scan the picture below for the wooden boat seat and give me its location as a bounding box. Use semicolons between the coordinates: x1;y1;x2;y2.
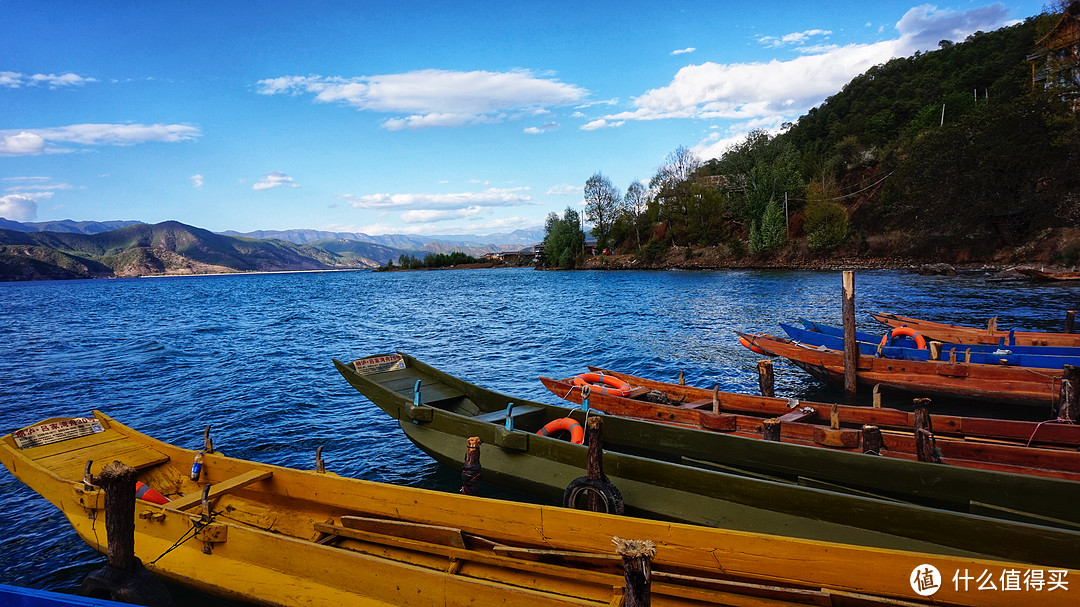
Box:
25;431;170;482
778;407;818;423
165;469;273;511
678;399;713;410
474;404;545;424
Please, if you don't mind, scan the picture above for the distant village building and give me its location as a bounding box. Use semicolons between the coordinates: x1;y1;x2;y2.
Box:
1029;1;1080;108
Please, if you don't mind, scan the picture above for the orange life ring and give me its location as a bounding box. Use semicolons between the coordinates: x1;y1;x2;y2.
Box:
739;336;767;355
572;372;632;397
537;417;585;444
879;326;927;350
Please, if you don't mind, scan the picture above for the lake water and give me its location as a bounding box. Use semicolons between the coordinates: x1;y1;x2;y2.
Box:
0;267;1073;599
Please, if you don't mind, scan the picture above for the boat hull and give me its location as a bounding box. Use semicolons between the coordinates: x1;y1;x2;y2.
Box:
335;353;1080;569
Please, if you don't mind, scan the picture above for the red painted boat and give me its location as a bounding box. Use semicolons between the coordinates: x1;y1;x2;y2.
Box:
873;312;1080;348
539;370;1080;481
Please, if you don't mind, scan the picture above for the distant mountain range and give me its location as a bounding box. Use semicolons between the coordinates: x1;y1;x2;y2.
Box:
0;218;544;281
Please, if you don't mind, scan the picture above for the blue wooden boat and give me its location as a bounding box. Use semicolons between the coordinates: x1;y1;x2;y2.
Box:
783;319;1080;369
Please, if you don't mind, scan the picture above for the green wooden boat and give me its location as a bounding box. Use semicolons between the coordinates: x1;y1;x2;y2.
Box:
333;353;1080;568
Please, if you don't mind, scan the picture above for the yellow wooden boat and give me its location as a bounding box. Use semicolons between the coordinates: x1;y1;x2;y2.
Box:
1;411;1073;607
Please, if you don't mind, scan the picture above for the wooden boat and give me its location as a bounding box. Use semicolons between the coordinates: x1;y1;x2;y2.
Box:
782;319;1080;369
570;366;1080;448
333;353;1080;568
5;413;1063;607
737;332;1061;408
1018;268;1080;281
873;312;1080;348
537;373;1080;481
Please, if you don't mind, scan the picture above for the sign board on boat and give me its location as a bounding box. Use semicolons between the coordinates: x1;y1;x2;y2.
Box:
13;417;104;449
352;354;406;375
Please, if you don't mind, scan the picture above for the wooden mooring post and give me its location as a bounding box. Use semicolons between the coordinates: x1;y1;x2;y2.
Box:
1067;310;1076;334
842;271;858;403
762;418;781;441
1060;365;1080;422
79;461;173;606
460;437;482;495
586;416;605;512
912;398;940;463
613;537;655;607
862;425;883;455
757;359;774;398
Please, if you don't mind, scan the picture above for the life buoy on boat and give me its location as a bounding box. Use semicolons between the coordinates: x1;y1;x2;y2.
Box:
879;326;928;350
572;372;632;397
738;336;767;355
537;417;585;444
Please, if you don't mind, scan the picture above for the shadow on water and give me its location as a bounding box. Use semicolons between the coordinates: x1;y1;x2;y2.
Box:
1;267;1076;598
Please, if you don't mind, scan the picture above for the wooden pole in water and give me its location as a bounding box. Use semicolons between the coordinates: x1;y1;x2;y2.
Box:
1068;311;1076;334
613;537;655;607
460;437;482;495
1060;365;1080;422
757;359;774;397
842;271;858;402
763;418;781;441
912;398;939;463
99;461;137;573
862;425;883;455
586;416;605;512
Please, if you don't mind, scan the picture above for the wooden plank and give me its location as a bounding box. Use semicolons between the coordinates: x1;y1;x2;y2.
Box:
474;405;543;423
778;408;818;423
340;515;466;549
678;399;713;410
682;456;794;484
968;501;1080;530
35;437;170;482
166;469;272;511
491;545;622;573
652;571;831;606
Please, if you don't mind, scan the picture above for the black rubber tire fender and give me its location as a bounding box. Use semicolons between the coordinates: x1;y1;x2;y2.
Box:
562;476;625;515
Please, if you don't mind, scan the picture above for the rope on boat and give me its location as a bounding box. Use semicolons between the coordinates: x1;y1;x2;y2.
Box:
149;508;221;565
1026;416;1076;447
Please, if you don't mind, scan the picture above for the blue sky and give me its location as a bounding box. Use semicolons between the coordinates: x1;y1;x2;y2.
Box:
0;1;1050;236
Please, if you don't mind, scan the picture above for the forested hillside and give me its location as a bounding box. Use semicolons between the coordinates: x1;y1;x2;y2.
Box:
551;8;1080;269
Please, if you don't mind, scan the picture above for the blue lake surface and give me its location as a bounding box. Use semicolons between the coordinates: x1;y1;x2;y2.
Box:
0;267;1073;598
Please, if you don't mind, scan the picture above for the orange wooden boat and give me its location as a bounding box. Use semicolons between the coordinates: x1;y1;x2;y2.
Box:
873;312;1080;348
572;366;1080;447
539;373;1080;481
737;331;1062;408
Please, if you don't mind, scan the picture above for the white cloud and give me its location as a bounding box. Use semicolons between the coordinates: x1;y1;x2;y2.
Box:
340;187;532;210
190;174;204;188
0;71;97;89
2;176;74;193
580;118;624;130
0;123;201;156
0;193;48;221
671;47;696;55
600;4;1013;134
757;29;833;48
400;206;486;223
253;171;299;191
0;132;47;156
547;184;580;196
524;122;559;134
256;69;587;130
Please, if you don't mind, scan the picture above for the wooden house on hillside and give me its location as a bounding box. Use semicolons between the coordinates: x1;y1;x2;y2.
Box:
1030;1;1080;107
